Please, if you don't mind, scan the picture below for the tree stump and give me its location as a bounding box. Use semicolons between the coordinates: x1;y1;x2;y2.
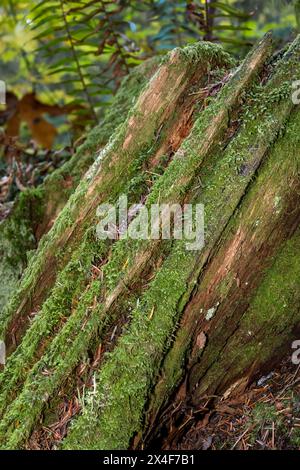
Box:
0;33;300;450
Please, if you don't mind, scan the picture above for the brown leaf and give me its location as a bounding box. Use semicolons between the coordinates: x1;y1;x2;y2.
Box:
3;92;88;151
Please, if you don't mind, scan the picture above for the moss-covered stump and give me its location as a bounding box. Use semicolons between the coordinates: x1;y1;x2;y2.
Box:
0;34;300;450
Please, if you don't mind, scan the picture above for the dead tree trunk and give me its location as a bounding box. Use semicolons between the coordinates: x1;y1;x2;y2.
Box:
0;33;300;450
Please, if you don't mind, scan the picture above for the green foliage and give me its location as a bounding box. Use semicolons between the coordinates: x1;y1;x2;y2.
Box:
26;0;252;120
295;0;300;29
0;0;298;126
28;0;140;121
239;0;296;45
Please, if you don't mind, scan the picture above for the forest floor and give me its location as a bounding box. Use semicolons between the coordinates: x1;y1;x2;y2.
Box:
0;141;71;221
172;357;300;451
27;355;300;451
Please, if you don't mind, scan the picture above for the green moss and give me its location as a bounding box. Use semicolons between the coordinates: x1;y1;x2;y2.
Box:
0;232;108;418
147;35;274;206
177;40;235;66
248;403;283;445
193;229;300;398
0;223;148;448
0;188;44;310
62;241;191;450
0;39;233;340
0;279;104;449
183;105;300;397
0;58;158;317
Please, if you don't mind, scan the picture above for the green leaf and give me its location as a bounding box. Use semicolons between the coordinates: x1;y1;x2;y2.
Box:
59;78;82;85
35;40;66;54
30;0;58;14
212;25;252;32
218;36;253;46
33;25;64;41
49;58;75;70
31;16;63;31
210;2;252;19
31;5;60;23
34;38;66;54
49;66;78;75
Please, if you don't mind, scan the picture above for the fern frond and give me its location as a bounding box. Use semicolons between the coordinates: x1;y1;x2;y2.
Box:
29;0;141;122
28;0;252;121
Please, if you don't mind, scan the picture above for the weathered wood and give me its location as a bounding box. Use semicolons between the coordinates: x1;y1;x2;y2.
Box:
145;107;300;447
0;58;159;312
0;42;233;353
2;34;273;449
0;41;235;449
0;34;300;452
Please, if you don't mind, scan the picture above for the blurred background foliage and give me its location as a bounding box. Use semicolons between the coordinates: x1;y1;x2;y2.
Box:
0;0;298;191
